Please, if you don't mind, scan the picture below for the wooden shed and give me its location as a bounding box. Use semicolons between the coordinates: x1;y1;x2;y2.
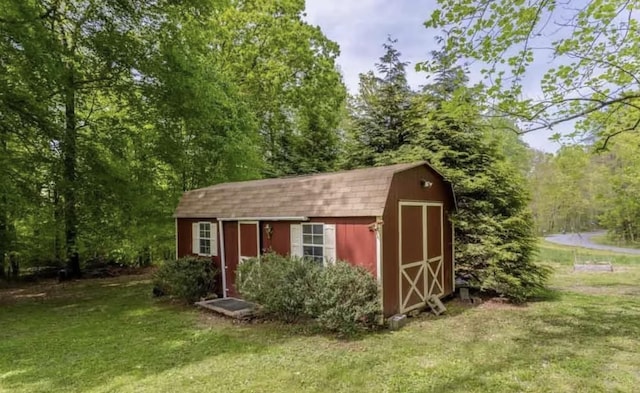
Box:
173;162;456;316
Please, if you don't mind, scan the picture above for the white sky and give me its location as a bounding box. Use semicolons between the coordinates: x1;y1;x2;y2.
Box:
304;0;564;153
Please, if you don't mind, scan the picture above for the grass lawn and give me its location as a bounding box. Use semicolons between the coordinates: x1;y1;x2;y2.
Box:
590;234;640;250
1;243;640;393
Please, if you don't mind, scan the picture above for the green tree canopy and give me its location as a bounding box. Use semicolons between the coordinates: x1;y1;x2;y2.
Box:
0;0;345;276
424;0;640;146
345;42;549;301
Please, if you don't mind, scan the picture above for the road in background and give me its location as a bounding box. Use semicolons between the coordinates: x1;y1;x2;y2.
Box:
544;231;640;255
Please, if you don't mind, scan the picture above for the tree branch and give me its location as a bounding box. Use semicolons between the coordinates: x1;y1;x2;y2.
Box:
0;4;56;24
595;116;640;152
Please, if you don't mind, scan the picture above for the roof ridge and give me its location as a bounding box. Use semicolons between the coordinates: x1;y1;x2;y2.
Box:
191;161;426;193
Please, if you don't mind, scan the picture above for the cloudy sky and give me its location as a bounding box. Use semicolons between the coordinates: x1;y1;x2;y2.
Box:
305;0;562;152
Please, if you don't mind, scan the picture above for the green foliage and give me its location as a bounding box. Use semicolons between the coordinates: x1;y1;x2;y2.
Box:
424;0;640;144
418;83;550;300
236;253;320;323
308;261;381;334
528;126;640;243
345;43;548;301
237;254;381;334
152;256;217;303
529;146;604;234
343;37;414;168
207;0;346;177
5;261;640;392
0;0;345;272
596;132;640;243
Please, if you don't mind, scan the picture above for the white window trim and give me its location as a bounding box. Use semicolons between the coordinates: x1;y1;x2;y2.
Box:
295;222;336;266
302;223;325;264
198;221;213;256
193;221;218;257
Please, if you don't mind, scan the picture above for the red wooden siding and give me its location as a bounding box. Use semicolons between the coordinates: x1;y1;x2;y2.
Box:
401;206;424;263
239;222;259;258
176;218;223;296
223;221;239;297
220;218;377;298
382;166;455;316
260;218;377;275
335;222;377;276
261;222;290;255
427;205;442;259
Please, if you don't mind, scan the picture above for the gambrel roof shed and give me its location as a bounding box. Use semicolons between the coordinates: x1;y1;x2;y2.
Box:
174;162;452;219
174;161;456;317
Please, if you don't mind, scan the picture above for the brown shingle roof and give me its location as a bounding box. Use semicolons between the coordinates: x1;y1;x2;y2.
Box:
173;162;428;218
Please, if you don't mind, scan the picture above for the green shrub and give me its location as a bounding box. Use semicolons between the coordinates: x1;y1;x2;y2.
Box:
309;261;381;335
236;254;381;334
237;253;320;322
153;256;217;303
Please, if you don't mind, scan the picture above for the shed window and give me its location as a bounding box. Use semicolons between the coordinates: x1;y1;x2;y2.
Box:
199;222;212;255
302;223;324;263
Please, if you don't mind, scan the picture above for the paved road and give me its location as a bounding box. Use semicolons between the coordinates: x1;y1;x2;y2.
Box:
544;231;640;255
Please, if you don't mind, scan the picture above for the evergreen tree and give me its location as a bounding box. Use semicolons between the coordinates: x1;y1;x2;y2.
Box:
344;37;414;167
414;55;549;301
346;47;549;301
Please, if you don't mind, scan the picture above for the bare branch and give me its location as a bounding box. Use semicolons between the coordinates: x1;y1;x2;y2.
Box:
489;94;640;134
596;116;640;152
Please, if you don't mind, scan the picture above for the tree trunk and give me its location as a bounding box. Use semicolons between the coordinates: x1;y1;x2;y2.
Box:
62;66;80;277
0;127;7;280
53;187;63;264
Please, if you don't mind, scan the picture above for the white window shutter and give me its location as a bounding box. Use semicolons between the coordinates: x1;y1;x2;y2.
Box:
324;224;336;264
290;224;303;258
192;222;199;254
211;223;218;256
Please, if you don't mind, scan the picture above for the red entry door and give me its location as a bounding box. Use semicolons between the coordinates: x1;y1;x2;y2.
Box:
238;222;259;262
226;222;259;298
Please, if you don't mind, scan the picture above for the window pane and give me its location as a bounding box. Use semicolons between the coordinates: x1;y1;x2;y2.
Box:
313;224;323;234
200;239;211;254
199;222;211;239
313;234;323;245
314;246;323;257
303;234;313;244
303;246;313;256
303;225;312;234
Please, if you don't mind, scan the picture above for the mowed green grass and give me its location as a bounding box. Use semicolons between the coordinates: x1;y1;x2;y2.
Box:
590;234;640;250
1;243;639;393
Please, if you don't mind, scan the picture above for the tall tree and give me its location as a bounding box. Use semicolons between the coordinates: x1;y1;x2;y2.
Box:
424;0;640;146
346;46;549;300
414;59;548;300
207;0;346;176
0;0;348;275
344;37;414;168
598;132;640;243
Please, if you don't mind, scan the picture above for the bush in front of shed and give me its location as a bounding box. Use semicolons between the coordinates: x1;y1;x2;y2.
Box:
236;253;320;322
237;253;381;334
308;261;381;335
153;256;217;303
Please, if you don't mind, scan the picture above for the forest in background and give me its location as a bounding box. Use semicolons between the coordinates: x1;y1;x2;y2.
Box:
1;0;347;276
1;0;638;298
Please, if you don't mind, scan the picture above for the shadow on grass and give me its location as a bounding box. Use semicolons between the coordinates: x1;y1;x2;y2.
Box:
0;277;297;392
530;287;564;302
413;294;640;392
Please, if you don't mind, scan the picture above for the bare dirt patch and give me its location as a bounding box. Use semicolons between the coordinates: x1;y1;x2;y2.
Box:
0;273;152;306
